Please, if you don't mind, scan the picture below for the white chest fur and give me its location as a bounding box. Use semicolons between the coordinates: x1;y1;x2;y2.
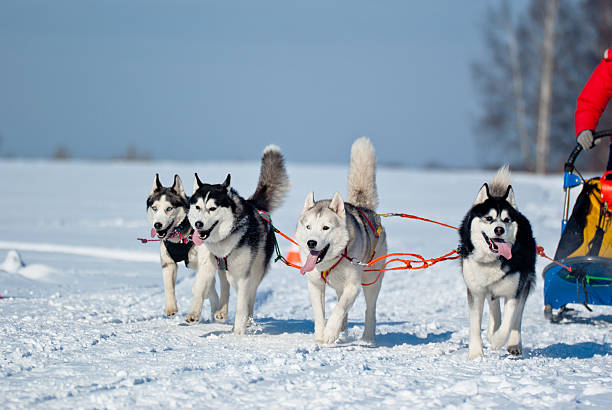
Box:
205;227;245;258
462;258;519;298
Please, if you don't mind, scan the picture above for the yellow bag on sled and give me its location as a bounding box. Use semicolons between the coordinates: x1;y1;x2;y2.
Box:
555;178;612;260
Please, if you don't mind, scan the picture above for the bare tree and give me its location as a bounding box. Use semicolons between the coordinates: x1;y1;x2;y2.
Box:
535;0;559;174
120;145;151;162
505;0;530;166
53;145;71;161
472;0;610;172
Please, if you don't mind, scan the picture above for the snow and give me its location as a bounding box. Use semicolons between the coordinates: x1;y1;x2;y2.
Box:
1;159;611;408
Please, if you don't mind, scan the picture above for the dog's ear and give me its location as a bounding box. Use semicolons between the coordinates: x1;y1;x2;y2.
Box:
303;192;315;212
172;174;186;200
504;185;517;209
222;174;231;190
151;173;162;195
474;183;490;205
329;192;346;218
193;173;204;193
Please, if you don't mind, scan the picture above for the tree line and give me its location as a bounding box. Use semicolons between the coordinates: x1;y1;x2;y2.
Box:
472;0;612;173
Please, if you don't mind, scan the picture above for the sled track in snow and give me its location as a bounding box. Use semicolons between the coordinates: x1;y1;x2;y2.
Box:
0;241;158;263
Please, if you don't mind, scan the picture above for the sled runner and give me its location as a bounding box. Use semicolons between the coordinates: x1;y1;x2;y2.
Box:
543;130;612;321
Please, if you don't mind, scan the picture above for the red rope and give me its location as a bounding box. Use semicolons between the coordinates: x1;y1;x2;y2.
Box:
378;212;458;230
536;246;572;272
273;227;300;247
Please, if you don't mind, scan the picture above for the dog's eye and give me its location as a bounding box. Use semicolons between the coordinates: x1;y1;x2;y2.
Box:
152;206;158;212
322;226;330;231
209;207;217;212
306;225;311;230
503;217;512;223
485;216;494;222
166;207;173;212
195;205;201;211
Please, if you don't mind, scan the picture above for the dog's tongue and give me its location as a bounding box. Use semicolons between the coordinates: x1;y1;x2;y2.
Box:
492;239;512;259
150;228;157;238
192;233;203;246
300;250;321;275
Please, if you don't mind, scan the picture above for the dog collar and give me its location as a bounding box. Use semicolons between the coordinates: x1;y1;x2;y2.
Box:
320;248;349;283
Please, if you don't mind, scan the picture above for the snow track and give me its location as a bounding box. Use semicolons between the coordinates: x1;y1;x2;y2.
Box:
0;241;158;263
1;160;611;408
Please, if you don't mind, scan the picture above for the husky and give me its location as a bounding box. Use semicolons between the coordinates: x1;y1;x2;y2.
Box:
458;166;536;359
295;137;387;344
188;145;290;335
147;174;230;323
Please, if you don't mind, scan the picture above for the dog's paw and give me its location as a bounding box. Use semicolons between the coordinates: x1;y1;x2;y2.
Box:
232;326;247;336
360;337;376;346
321;328;340;344
184;311;201;324
468;344;483;360
214;310;227;323
489;332;508;350
507;344;522;356
165;304;178;317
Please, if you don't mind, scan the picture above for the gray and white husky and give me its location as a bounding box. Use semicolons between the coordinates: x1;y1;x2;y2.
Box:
147;174;230;323
458;166;536;359
295;137;387;344
188;145;290;335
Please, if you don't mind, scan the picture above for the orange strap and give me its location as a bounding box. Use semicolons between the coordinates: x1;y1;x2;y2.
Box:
378;213;458;230
536;246;572;272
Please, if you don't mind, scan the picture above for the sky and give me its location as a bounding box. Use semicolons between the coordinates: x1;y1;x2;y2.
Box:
0;1;501;167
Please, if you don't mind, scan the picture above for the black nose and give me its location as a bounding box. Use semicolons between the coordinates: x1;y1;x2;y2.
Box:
494;226;505;236
307;240;317;250
154;222;162;230
195;221;204;230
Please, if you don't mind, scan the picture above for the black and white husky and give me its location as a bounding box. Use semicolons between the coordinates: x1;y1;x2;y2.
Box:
147;174;230;323
295;137;387;344
188;146;290;335
458;166;536;359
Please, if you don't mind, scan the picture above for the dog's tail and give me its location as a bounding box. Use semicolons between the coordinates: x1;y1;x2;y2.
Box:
249;145;290;213
488;164;511;197
347;137;378;211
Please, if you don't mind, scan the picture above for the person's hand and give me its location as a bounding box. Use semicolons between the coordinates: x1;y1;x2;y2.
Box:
577;129;600;150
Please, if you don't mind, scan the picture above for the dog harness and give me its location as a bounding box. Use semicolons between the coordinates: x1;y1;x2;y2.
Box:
164;220;194;266
320;209;382;283
165;240;194;266
212;210;271;274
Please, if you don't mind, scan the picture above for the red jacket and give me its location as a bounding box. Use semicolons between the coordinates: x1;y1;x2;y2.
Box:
575;48;612;138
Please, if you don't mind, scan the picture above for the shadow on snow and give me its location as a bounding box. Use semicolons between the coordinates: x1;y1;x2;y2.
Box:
254;317;454;348
528;342;612;359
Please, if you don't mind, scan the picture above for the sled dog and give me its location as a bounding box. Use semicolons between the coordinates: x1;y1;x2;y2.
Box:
295;137;387;344
147;174;230;323
188;146;290;334
458;165;536;359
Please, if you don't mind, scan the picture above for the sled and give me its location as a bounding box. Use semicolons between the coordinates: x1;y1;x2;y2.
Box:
543;130;612;322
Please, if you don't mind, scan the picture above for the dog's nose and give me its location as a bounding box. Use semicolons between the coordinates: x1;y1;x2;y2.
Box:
154;222;162;230
307;240;317;250
494;226;505;236
195;221;204;230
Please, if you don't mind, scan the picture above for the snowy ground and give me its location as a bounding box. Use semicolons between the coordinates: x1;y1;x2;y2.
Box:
1;159;611;409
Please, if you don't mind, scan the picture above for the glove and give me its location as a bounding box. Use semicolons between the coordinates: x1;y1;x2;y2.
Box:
577;129;601;150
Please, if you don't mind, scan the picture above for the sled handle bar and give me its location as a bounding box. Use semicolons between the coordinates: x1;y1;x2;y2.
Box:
565;130;612;173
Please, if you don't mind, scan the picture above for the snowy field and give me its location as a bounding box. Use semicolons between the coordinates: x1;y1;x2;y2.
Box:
1;159;611;409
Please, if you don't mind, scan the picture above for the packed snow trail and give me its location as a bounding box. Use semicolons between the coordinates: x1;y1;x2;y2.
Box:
0;160;610;408
0;241;158;263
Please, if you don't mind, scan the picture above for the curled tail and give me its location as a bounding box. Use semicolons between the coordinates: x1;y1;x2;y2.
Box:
249;145;290;212
347;137;378;211
488;164;511;197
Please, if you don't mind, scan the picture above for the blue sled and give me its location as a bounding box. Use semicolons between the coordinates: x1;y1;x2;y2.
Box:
544;256;612;309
